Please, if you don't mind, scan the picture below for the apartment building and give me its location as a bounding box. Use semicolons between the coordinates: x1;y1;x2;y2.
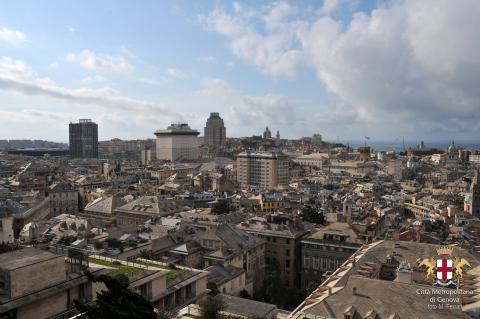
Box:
237;214;311;288
237;151;289;190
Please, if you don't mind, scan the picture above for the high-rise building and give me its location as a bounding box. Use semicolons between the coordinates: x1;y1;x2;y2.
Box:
311;133;322;146
470;170;480;217
69;119;98;158
204;112;226;148
154;123;199;161
237;151;289;189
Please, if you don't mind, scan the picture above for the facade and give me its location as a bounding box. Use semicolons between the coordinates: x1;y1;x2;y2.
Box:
300;222;363;289
48;182;79;217
154;123;199;162
69;119;98;158
237;215;311;288
0;212;14;243
0;248;93;319
471;170;480;217
311;133;322;146
237;151;289;189
259;192;285;212
204;112;226;148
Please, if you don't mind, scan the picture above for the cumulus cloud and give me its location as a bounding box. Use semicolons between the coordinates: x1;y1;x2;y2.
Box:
198;77;294;127
79;75;106;83
0;56;175;115
65;50;132;72
166;68;191;79
199;2;304;77
200;0;480;136
0;26;26;45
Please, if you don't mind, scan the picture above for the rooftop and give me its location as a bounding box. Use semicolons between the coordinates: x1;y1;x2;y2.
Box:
0;247;60;270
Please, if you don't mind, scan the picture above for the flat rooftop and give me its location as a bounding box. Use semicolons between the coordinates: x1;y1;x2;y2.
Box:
0;248;61;270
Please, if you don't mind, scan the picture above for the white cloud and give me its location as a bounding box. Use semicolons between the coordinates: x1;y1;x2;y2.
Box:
79;75;106;83
200;0;480;136
65;50;132;72
0;56;175;115
0;26;26;45
198;77;294;127
49;62;59;69
67;25;75;33
197;55;216;64
198;7;246;36
199;3;304;77
166;68;191;79
138;77;165;85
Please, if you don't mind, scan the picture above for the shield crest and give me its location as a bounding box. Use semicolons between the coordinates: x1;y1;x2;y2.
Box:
436;258;453;282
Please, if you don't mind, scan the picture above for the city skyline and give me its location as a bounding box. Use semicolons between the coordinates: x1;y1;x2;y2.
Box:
1;0;480;142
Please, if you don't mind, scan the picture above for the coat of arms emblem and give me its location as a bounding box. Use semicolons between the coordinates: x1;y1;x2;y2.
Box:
418;246;470;287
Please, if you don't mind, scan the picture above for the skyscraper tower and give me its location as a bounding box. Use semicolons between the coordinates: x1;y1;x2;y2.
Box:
69;119;98;158
470;170;480;217
204;112;226;148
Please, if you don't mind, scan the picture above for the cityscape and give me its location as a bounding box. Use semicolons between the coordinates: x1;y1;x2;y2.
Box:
1;1;480;319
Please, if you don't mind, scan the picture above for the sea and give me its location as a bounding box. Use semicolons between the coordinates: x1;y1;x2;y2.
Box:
346;140;480;153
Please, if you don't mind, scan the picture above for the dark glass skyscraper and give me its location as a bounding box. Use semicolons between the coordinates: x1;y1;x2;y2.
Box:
69;119;98;158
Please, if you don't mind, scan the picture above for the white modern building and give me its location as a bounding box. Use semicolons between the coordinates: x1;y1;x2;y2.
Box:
154;123;199;161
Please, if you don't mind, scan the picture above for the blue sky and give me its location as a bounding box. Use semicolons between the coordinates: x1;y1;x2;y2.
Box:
0;0;479;143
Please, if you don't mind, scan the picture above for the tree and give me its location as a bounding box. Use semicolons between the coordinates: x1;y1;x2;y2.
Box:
300;206;325;225
207;282;220;296
239;289;251;299
75;272;156;319
211;199;231;215
199;295;225;319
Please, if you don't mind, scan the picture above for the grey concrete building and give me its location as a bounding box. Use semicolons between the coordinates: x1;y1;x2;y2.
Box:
69;119;98;158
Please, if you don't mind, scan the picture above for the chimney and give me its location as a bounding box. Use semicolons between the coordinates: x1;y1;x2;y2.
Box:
328;287;332;295
353;287;357;295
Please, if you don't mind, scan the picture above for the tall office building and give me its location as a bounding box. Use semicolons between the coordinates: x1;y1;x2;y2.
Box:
204;112;226;148
69;119;98;158
311;133;322;146
470;170;480;217
154;123;199;161
237;151;289;189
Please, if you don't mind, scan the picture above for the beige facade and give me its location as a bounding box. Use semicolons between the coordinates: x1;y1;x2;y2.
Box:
237;151;289;190
155;124;199;162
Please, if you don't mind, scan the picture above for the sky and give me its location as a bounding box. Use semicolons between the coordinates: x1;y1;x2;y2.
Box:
0;0;479;143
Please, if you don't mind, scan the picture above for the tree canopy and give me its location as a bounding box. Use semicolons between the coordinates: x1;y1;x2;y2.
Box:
75;272;157;319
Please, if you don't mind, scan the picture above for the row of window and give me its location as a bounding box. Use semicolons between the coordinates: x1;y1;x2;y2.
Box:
303;256;344;271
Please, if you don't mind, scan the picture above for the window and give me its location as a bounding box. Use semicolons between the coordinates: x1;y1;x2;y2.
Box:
304;256;311;268
286;249;290;256
286;260;290;268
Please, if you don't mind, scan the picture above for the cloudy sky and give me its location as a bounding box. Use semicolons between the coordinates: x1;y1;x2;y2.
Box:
0;0;479;143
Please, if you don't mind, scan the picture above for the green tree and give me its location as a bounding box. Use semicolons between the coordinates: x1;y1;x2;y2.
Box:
74;272;156;319
300;206;325;225
199;295;225;319
211;199;231;215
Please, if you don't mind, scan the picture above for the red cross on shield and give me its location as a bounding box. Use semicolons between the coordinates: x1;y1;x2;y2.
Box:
436;258;453;281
